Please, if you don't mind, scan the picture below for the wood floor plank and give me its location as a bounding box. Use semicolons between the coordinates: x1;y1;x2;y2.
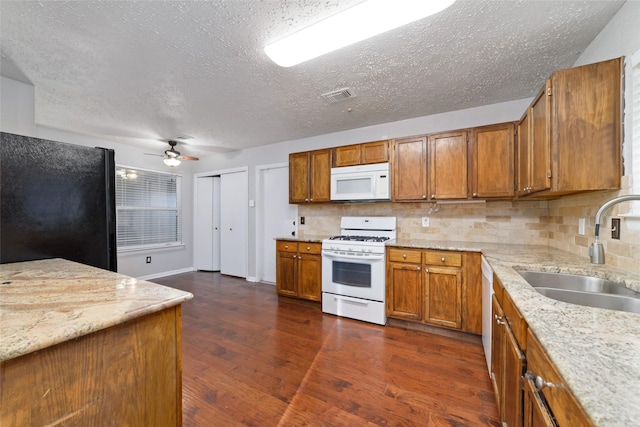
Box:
153;272;500;426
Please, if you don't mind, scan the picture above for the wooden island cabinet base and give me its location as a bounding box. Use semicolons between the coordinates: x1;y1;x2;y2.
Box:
0;306;183;427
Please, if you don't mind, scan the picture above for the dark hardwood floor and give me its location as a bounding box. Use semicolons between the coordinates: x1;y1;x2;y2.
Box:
154;272;500;426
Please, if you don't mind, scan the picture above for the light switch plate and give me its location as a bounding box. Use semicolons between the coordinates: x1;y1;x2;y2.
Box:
578;218;586;235
421;217;430;227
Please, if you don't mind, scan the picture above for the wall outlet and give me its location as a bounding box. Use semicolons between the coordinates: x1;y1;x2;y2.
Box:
300;216;305;225
612;218;621;240
421;217;430;227
578;218;586;235
146;256;151;264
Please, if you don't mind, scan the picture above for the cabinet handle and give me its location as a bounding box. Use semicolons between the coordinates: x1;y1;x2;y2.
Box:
402;254;407;259
473;193;477;197
305;198;309;201
494;314;505;325
431;194;435;199
417;266;421;271
441;257;446;262
310;198;313;201
422;195;426;199
285;245;289;249
306;246;311;250
535;375;557;390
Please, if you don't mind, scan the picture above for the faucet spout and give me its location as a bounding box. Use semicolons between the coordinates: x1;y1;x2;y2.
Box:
590;195;640;264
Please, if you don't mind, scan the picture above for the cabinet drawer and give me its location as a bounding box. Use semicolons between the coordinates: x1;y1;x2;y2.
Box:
388;248;422;264
298;242;321;255
276;241;298;253
527;330;592;427
423;251;462;267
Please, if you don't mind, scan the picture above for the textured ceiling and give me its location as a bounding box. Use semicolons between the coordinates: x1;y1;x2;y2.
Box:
0;0;624;157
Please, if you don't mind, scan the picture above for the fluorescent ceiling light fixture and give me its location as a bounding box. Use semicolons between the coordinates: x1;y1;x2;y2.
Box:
264;0;456;67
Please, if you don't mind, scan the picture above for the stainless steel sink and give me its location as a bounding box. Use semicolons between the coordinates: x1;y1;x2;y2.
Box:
516;270;640;314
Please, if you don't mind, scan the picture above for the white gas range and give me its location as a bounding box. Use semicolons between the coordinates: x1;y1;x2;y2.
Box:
321;216;396;325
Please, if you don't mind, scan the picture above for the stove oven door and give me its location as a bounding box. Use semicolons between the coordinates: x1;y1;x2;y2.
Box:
321;250;386;302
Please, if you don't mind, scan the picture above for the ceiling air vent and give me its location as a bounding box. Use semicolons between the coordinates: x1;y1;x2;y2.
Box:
321;87;356;103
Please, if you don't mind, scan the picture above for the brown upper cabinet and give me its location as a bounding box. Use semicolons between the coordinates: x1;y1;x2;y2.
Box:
471;123;516;199
392;136;428;201
289;149;331;203
333;140;389;167
429;130;469;200
517;57;622;198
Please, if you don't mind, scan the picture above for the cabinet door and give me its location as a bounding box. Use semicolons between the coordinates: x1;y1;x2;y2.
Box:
429;131;468;200
392;136;427;201
424;266;462;329
517;112;531;196
529;83;551;194
504;323;526;427
491;295;506;419
553;57;622;192
523;374;558;427
471;123;515;199
289;152;309;203
276;251;298;297
309;149;331;202
334;144;361;167
297;253;321;301
386;262;423;320
361;140;389;164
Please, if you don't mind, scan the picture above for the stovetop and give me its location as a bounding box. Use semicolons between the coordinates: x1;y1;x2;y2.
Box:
328;235;391;243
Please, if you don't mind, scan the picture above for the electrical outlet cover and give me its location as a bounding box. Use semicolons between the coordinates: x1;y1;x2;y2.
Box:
421;217;430;227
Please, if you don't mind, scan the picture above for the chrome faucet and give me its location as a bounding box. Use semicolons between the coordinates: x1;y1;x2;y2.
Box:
589;194;640;264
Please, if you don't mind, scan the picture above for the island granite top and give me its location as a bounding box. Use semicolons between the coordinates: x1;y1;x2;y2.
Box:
0;258;193;362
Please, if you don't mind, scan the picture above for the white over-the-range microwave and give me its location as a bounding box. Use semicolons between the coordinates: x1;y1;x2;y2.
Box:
330;163;390;201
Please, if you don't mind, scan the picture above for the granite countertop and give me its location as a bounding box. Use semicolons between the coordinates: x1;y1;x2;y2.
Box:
0;258;193;362
391;239;640;427
275;234;329;243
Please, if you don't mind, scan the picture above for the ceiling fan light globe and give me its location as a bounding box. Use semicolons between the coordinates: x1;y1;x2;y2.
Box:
163;157;181;167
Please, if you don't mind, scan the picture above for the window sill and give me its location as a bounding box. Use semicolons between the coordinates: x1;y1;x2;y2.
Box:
118;243;185;255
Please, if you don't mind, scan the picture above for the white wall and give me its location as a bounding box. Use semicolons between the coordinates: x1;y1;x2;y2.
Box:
195;98;533;279
0;76;36;136
1;76;195;279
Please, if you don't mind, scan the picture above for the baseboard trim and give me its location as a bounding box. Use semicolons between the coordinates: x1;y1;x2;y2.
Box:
138;267;195;281
246;276;258;283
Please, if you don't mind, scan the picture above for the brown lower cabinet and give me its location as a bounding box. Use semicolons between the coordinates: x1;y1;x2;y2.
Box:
386;248;481;334
275;240;322;301
0;307;183;426
491;275;592;427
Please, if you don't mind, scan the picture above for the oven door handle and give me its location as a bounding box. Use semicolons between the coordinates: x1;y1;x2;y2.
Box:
322;251;385;261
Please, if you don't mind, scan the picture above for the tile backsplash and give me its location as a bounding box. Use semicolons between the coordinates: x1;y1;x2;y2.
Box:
298;185;640;275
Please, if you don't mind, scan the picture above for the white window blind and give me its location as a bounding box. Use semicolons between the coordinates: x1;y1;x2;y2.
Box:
115;167;182;251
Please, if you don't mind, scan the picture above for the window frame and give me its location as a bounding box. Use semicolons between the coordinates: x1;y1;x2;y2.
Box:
115;165;184;253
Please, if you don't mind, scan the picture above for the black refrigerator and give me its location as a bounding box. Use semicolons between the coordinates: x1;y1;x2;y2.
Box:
1;132;117;271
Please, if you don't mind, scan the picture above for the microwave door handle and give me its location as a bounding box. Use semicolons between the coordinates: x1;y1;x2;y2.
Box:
322;252;385;261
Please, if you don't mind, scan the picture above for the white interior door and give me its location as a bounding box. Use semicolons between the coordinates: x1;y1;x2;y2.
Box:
220;171;248;278
194;177;214;270
194;176;221;271
260;166;297;283
212;176;221;271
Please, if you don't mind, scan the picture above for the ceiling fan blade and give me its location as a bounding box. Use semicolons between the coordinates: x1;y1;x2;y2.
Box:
178;155;199;161
144;152;165;157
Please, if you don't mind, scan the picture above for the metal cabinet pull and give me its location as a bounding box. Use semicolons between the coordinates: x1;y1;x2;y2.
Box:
441;257;446;262
402;254;407;259
535;375;556;390
494;314;505;325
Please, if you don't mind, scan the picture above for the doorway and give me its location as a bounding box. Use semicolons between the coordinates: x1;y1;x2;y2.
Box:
194;168;248;279
256;163;297;284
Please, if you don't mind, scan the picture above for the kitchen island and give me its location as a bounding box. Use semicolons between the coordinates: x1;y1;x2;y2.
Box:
0;258;193;427
390;240;640;427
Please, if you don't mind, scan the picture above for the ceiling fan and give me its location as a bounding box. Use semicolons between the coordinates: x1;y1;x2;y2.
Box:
146;140;199;167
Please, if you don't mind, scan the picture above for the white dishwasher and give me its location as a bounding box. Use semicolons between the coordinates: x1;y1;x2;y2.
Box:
481;255;494;374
